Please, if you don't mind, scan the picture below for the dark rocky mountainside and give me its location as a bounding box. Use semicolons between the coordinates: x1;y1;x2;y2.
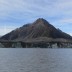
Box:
0;18;72;42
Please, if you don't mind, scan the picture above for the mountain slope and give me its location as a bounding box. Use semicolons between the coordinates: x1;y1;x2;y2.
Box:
0;18;72;41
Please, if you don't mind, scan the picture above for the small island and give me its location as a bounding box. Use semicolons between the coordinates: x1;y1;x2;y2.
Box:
0;18;72;48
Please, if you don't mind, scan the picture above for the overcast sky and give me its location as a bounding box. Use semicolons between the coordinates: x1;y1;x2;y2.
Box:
0;0;72;36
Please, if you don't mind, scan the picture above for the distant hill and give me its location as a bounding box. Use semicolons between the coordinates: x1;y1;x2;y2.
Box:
0;18;72;42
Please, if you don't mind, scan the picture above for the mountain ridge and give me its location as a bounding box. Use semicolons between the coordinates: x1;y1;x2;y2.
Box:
0;18;72;42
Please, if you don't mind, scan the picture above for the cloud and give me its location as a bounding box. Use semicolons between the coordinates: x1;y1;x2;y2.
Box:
0;0;72;19
69;33;72;36
57;18;72;24
0;0;72;35
0;25;16;36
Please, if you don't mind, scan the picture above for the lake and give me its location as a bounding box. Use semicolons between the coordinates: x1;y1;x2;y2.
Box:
0;48;72;72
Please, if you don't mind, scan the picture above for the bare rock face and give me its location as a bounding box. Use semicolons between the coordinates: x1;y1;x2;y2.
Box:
0;18;72;41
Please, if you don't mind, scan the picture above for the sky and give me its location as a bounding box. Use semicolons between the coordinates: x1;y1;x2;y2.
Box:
0;0;72;36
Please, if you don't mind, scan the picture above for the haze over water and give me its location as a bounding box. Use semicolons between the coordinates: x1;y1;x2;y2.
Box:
0;48;72;72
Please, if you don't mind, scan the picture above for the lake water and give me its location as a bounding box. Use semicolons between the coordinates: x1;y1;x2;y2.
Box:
0;48;72;72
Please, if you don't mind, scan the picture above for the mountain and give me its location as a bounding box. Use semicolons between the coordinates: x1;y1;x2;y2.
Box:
0;18;72;42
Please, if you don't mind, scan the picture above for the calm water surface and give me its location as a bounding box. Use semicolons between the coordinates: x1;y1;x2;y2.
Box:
0;48;72;72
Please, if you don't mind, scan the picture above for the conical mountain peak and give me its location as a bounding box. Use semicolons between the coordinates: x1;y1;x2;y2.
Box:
34;18;49;25
36;18;47;22
0;18;72;41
